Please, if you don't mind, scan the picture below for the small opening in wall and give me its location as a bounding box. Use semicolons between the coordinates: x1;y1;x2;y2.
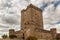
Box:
31;20;34;22
25;22;29;25
25;23;26;25
35;14;37;15
35;28;39;32
27;22;29;24
25;15;26;16
22;33;25;40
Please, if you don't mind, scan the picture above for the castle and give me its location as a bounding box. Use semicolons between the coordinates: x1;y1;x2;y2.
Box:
9;4;60;40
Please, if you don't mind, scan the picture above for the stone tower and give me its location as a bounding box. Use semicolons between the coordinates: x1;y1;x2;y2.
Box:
21;4;43;31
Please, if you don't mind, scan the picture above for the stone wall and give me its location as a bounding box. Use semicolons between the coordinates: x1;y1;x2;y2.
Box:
34;31;52;40
0;38;20;40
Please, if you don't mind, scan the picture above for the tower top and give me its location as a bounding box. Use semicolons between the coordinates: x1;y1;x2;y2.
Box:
21;4;42;12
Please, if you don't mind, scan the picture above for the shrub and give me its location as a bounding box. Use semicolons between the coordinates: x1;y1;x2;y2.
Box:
2;34;8;39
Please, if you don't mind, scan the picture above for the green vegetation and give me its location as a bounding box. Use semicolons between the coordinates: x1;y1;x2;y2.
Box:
26;36;37;40
2;34;8;39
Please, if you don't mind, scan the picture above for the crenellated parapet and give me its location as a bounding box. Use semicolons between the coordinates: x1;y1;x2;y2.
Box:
50;28;57;40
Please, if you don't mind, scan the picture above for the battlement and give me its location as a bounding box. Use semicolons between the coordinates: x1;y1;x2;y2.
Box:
9;29;15;35
21;4;42;13
50;28;57;33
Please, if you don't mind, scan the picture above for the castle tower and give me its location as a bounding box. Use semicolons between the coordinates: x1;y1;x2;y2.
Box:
21;4;43;30
51;28;57;40
9;29;15;36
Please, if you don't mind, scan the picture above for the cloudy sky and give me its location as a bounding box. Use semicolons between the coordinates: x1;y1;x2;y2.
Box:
0;0;60;38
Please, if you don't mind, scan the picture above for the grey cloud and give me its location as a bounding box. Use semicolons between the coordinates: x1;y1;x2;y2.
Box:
3;2;12;8
0;33;3;35
0;25;9;28
25;0;30;2
2;15;20;25
0;23;10;28
0;30;8;32
43;3;60;31
8;11;16;14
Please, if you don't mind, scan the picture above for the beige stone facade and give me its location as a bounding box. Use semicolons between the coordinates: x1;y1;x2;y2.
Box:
9;4;60;40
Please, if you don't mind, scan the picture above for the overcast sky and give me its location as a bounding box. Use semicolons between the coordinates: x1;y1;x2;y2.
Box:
0;0;60;38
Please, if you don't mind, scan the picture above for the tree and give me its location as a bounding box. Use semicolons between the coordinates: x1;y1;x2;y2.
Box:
26;36;37;40
2;34;8;39
9;35;17;39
